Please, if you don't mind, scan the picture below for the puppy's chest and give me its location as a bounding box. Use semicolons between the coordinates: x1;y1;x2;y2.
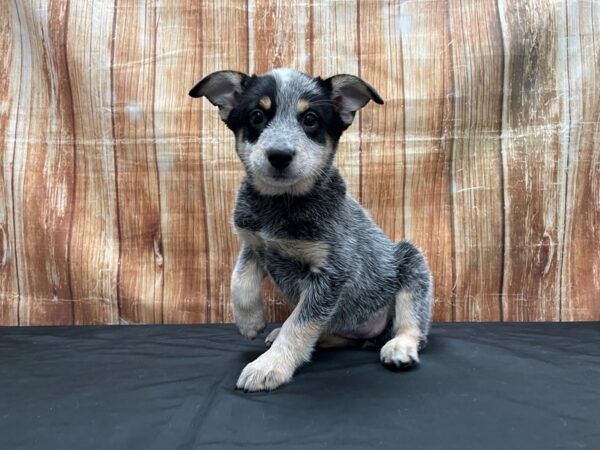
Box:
234;226;329;269
232;198;333;270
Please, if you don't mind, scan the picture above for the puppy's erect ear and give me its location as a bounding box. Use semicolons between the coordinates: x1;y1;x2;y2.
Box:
189;70;249;121
324;74;384;126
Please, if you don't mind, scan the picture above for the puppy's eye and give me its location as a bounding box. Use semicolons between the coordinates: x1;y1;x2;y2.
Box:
249;109;266;128
302;112;319;130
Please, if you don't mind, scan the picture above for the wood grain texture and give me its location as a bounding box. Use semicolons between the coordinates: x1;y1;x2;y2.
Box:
0;2;19;325
358;2;405;240
201;0;249;323
9;1;76;325
112;1;162;323
154;1;209;323
498;0;568;321
398;1;455;321
448;0;504;321
1;0;599;325
561;0;600;320
66;0;120;324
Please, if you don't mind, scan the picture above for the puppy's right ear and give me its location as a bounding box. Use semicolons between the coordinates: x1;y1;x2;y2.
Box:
189;70;249;121
323;74;384;127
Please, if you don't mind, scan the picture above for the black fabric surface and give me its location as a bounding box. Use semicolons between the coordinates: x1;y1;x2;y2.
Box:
1;323;599;450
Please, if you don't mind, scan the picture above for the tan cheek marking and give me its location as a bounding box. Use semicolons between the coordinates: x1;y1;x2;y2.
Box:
259;95;272;110
297;99;310;114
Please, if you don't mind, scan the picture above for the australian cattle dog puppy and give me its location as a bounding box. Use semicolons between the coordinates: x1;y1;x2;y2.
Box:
189;69;433;392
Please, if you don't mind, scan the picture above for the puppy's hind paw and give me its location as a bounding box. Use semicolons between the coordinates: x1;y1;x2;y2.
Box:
380;334;420;371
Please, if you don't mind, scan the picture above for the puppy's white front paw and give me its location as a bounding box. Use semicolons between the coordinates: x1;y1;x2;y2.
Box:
380;334;420;370
264;327;281;347
234;308;266;339
236;351;293;392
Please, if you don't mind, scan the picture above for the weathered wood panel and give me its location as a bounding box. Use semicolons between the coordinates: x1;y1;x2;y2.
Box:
0;0;598;325
562;0;600;320
448;0;504;321
400;1;456;321
201;0;249;323
498;0;568;321
0;2;20;325
112;1;163;323
358;1;405;241
9;1;76;325
67;0;119;324
154;2;209;323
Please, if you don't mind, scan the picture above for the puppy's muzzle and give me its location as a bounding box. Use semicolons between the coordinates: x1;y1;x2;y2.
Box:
266;148;295;171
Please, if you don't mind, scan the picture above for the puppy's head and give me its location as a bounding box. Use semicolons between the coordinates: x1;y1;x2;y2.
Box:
189;68;383;195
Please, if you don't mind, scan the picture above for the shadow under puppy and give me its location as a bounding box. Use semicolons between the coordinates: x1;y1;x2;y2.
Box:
189;69;433;392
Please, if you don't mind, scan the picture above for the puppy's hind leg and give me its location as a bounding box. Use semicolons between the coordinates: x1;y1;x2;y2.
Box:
380;241;433;370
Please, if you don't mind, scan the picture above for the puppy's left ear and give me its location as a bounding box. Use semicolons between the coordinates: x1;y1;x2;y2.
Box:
324;74;384;126
189;70;249;121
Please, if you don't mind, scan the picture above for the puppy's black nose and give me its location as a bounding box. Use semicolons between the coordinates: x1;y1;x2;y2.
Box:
266;148;295;170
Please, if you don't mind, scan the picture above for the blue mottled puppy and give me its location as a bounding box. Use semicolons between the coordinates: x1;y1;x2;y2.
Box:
189;69;433;392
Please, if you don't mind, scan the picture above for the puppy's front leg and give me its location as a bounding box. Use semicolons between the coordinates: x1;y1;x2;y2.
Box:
231;246;267;339
236;273;339;392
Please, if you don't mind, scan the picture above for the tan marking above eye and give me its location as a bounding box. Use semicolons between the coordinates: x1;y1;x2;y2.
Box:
297;99;310;114
259;96;272;110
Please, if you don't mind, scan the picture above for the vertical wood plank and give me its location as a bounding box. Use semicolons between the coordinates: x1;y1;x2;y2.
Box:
67;0;120;324
249;0;310;74
154;1;209;323
10;1;75;325
562;0;600;320
498;0;568;321
0;2;20;325
111;0;163;323
200;0;250;323
448;0;504;321
358;1;405;241
311;0;361;199
397;0;456;321
249;0;311;323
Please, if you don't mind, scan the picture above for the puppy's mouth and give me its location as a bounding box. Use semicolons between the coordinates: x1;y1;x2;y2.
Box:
253;167;304;187
260;172;300;187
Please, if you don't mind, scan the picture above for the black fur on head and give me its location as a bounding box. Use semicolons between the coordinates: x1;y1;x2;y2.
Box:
189;69;384;196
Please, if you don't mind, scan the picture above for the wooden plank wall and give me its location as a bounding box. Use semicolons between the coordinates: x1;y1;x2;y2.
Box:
0;0;598;325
